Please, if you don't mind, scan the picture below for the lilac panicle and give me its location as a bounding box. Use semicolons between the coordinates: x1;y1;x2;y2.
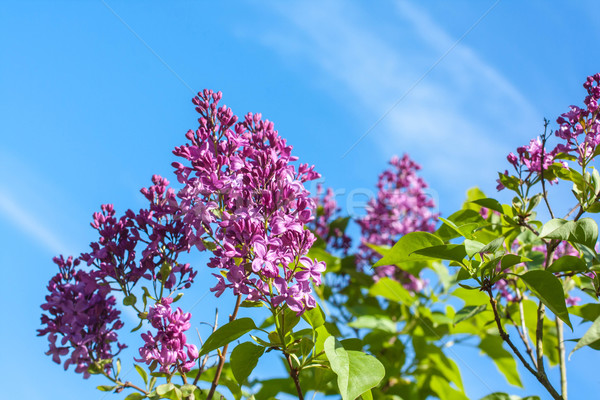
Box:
38;256;126;378
136;297;198;373
356;154;438;289
172;89;323;314
556;73;600;164
499;73;600;189
80;175;197;292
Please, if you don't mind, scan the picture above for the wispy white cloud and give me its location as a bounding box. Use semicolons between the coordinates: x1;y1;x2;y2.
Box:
251;0;542;201
0;189;140;322
0;191;73;255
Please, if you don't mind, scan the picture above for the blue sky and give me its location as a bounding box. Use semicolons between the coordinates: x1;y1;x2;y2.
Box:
1;1;600;399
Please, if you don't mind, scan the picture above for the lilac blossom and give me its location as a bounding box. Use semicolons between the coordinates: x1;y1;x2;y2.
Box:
80;176;197;292
172;89;324;314
38;256;126;378
556;73;600;164
500;74;600;189
356;154;438;289
136;297;198;374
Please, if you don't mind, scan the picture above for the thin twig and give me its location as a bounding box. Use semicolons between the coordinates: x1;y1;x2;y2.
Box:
539;120;555;219
206;295;242;400
285;353;305;400
515;288;537;368
556;317;568;399
484;286;562;399
193;309;220;386
535;302;546;375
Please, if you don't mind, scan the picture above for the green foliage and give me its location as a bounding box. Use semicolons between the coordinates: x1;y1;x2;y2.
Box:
374;232;443;267
200;318;257;356
230;342;265;385
324;337;385;400
519;270;572;329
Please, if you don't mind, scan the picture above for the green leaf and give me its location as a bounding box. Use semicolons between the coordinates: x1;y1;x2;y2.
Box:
569;303;600;322
453;304;487;326
572;218;599;248
539;219;575;240
314;325;331;356
427;351;464;392
480;237;505;254
500;172;520;190
412;244;467;263
124;393;145;400
330;216;351;233
277;308;301;335
464;239;485;257
240;300;263;308
200;318;257;356
588;201;600;213
471;198;504;214
97;385;116;392
429;376;469;400
230;342;265;384
500;254;530;270
348;315;397;334
519;270;572;329
479;335;522;387
156;383;176;396
123;294;137;306
172;292;184;303
571;315;600;356
159;262;172;284
180;385;199;397
547;255;587;273
365;243;391;257
155;383;183;400
374;232;443;267
436;209;485;241
135;364;148;385
368;277;414;304
324;337;385;400
302;304;325;328
131;319;144;333
479;394;540;400
360;390;373;400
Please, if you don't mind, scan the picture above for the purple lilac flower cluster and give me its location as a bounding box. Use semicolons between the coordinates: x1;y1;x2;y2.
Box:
81;176;197;291
499;74;600;190
40;178;198;376
136;297;198;374
38;256;126;378
171;89;324;314
40;89;324;378
312;184;352;254
556;73;600;165
356;154;438;289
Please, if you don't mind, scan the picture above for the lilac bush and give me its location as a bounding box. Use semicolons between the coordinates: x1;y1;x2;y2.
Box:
39;76;600;400
39;89;337;400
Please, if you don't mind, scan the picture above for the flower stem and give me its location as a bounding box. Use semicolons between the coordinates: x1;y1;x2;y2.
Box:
556;317;568;399
206;295;242;400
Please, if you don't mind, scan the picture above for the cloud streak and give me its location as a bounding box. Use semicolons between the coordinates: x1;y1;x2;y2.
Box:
253;0;542;203
0;191;72;256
